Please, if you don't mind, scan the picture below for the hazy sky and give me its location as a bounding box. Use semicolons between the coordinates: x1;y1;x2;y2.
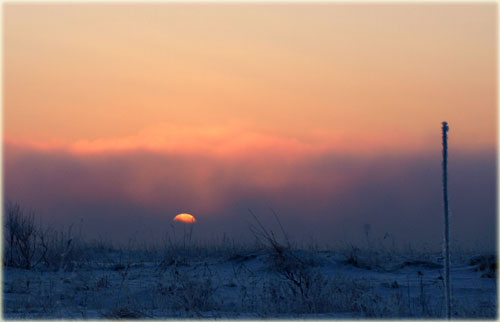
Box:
3;3;497;249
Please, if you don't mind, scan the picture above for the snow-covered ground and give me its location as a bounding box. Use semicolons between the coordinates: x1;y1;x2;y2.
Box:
2;244;496;319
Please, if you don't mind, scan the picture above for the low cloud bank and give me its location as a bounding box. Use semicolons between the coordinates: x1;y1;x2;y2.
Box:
4;143;496;250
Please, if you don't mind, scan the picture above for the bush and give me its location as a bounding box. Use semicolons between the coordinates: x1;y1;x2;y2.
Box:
4;202;38;269
4;202;85;270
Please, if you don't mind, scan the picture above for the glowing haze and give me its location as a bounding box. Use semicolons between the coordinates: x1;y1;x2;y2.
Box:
3;4;497;248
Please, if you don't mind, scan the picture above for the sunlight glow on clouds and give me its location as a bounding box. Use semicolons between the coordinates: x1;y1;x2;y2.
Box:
5;123;433;159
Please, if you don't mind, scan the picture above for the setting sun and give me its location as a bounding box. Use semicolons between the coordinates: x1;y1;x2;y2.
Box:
173;213;196;224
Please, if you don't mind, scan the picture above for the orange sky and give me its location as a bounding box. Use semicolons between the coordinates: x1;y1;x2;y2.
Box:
4;3;497;155
2;3;497;247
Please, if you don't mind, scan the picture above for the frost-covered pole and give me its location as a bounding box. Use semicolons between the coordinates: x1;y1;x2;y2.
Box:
442;121;451;319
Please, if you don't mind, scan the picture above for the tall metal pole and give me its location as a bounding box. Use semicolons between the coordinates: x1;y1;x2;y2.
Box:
442;121;451;319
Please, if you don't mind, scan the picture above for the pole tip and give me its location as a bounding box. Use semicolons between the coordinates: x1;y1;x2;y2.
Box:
442;121;449;132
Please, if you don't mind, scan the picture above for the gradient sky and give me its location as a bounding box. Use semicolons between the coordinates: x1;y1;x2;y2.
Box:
3;3;497;249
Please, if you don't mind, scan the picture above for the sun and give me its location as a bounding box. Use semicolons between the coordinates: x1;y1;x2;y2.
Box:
173;213;196;224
